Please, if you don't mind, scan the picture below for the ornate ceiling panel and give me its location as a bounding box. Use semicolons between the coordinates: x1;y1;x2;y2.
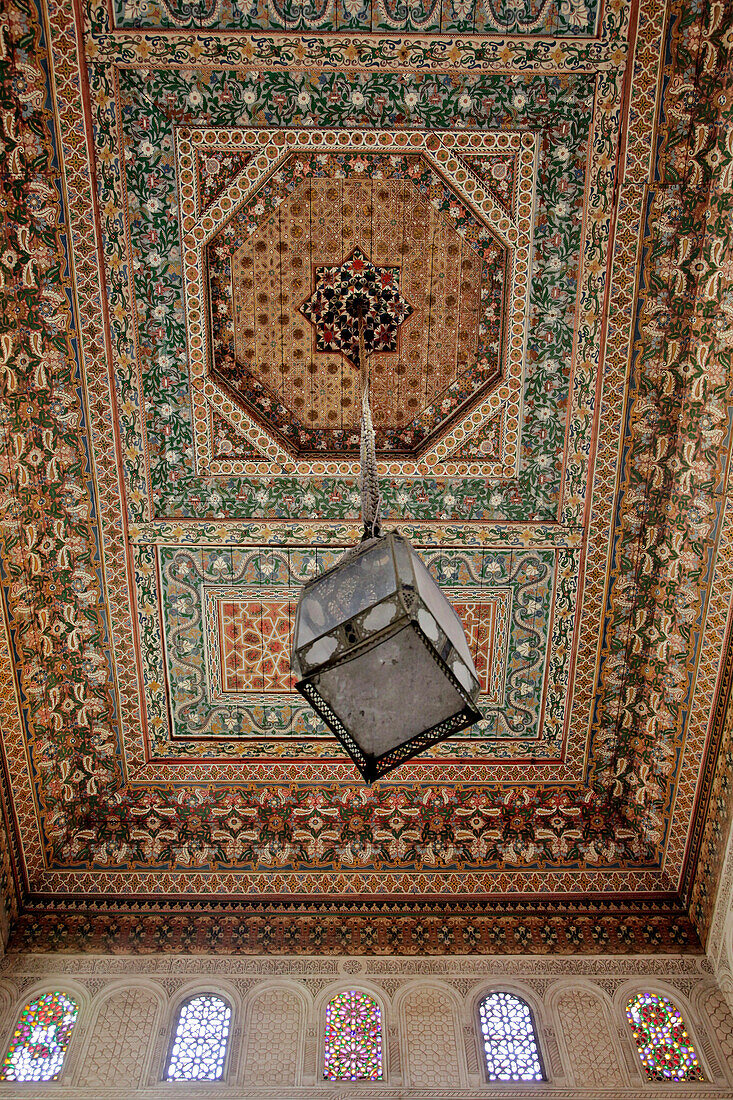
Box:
1;0;733;954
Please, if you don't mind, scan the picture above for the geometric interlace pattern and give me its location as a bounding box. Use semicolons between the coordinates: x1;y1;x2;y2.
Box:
324;990;383;1080
625;993;704;1082
165;995;232;1081
479;992;544;1081
0;993;78;1082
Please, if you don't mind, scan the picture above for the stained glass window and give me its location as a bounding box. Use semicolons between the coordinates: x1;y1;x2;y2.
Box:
324;990;383;1080
626;993;704;1081
479;992;544;1081
0;992;78;1082
165;994;232;1081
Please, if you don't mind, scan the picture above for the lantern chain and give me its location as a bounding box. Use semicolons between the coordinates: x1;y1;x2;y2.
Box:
358;318;382;541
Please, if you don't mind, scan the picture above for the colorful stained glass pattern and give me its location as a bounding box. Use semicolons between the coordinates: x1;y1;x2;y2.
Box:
479;992;543;1081
324;991;383;1080
165;995;231;1081
625;993;704;1081
0;993;78;1082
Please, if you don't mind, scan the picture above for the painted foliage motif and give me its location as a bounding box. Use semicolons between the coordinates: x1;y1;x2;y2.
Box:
117;68;588;519
111;0;600;34
0;0;733;957
153;544;563;755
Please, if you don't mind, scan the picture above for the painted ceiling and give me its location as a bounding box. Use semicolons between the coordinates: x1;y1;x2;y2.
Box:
1;0;733;956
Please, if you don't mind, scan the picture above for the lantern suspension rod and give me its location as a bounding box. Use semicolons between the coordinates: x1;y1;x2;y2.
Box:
358;314;382;542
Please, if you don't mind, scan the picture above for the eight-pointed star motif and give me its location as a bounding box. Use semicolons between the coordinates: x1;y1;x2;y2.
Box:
299;247;413;364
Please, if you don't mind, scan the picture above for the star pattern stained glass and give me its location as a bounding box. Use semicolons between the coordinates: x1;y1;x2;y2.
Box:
0;992;78;1082
323;990;383;1080
165;994;232;1081
479;992;544;1082
626;993;704;1081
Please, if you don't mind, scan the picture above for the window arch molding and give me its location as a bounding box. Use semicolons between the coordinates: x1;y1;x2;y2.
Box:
316;981;389;1082
161;981;239;1084
470;982;546;1084
0;985;13;1044
241;978;310;1086
545;977;625;1084
394;977;467;1088
689;979;730;1085
614;980;710;1083
0;979;89;1085
75;977;166;1089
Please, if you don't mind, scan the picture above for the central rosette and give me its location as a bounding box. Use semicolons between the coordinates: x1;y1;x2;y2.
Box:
206;158;508;456
299;248;413;364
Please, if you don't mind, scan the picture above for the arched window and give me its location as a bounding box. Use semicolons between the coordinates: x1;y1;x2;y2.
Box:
626;993;704;1081
478;991;544;1081
324;990;383;1080
165;994;232;1081
0;992;78;1082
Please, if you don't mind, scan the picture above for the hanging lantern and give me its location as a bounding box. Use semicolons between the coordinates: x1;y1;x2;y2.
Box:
291;319;481;783
292;530;482;782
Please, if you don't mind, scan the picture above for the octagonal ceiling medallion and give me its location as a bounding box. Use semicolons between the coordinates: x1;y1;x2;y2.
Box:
178;127;535;478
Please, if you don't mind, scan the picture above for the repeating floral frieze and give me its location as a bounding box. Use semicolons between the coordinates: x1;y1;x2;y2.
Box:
0;0;732;959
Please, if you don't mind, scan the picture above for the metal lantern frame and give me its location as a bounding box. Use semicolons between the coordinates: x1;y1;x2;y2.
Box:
291;530;482;783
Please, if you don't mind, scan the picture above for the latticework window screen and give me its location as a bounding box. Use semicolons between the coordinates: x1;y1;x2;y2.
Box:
478;991;544;1081
165;994;232;1081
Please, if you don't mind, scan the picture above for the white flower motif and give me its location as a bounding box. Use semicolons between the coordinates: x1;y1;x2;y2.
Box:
555;200;570;218
243;88;257;105
458;93;472;111
139;140;155;157
297;90;311;109
404;91;418;109
512;93;527;110
555;144;570;162
350;89;365;108
188;88;203;108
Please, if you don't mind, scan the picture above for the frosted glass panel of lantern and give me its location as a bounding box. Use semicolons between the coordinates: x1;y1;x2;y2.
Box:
165;995;231;1081
626;994;703;1081
0;993;78;1082
479;992;543;1082
324;991;383;1080
315;627;466;756
295;540;397;645
410;552;477;671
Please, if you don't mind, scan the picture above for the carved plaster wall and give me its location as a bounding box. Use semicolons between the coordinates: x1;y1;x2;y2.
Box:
0;953;730;1097
707;811;733;1016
